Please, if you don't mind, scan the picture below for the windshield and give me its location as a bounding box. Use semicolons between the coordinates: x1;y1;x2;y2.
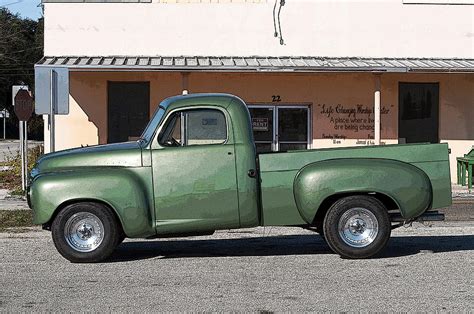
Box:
139;104;168;146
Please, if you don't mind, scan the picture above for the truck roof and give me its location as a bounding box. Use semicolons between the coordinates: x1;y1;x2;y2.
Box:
161;93;245;111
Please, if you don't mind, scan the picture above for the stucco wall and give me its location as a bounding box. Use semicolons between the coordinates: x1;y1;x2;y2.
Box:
43;71;183;149
43;0;474;58
44;71;473;182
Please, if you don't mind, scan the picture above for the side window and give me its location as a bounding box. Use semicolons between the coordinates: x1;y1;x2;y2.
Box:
186;109;227;145
159;109;227;147
158;112;182;147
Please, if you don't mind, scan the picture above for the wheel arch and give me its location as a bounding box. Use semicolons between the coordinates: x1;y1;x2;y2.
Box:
294;158;432;223
30;168;156;238
43;198;125;236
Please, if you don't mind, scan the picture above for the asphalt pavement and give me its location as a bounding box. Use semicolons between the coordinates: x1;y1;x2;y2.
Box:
1;222;473;312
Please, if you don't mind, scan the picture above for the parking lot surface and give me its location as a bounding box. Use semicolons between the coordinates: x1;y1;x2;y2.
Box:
1;221;473;312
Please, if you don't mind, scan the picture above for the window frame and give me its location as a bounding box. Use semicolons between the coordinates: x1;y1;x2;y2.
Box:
154;106;230;149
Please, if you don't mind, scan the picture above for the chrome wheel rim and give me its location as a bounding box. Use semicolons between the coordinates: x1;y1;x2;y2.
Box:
338;207;378;248
64;212;104;252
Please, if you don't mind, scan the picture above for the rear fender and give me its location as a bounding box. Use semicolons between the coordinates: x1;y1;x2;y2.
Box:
30;168;154;238
293;158;432;222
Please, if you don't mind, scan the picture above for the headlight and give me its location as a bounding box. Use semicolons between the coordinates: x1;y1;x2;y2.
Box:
29;167;40;184
30;167;39;177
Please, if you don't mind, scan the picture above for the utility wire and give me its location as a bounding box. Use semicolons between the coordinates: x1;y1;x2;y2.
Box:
0;73;34;76
272;0;286;45
273;0;279;38
0;63;35;66
277;0;285;45
0;68;34;71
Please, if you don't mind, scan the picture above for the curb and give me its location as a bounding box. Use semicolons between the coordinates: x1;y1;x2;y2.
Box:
452;198;474;204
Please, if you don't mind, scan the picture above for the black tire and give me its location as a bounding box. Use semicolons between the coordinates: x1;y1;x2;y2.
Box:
323;195;391;259
51;202;122;263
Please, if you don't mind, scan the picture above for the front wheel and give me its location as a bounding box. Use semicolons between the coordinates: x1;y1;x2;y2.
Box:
323;196;391;259
51;202;122;263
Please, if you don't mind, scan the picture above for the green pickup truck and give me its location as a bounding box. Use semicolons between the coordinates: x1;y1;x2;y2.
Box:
28;93;452;263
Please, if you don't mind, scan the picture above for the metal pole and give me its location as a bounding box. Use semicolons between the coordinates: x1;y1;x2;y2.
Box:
24;121;28;186
20;121;25;191
3;108;5;140
50;69;56;153
374;74;381;145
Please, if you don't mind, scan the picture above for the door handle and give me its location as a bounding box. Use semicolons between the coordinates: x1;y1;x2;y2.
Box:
248;169;257;178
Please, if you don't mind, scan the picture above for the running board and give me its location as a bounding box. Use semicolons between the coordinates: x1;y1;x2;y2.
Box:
390;211;445;223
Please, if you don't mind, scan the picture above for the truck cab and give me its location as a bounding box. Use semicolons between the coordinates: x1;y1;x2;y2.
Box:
145;94;260;234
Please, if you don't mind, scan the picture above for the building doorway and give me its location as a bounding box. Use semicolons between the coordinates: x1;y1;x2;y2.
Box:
248;105;310;153
107;82;150;143
398;83;439;144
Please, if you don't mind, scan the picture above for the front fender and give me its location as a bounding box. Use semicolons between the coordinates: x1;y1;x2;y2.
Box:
293;158;432;222
29;167;155;238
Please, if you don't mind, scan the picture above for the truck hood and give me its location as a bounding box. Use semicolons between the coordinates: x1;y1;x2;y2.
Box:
34;141;143;174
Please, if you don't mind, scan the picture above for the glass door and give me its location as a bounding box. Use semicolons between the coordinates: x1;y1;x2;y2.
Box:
278;107;309;151
249;105;310;153
248;107;275;153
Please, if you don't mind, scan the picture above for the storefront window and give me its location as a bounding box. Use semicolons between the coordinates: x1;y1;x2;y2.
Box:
249;105;309;153
399;83;439;144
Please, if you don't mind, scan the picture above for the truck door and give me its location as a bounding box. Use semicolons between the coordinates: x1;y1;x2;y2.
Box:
151;107;240;234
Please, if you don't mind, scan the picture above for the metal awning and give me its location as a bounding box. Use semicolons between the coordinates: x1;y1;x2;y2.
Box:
36;56;474;73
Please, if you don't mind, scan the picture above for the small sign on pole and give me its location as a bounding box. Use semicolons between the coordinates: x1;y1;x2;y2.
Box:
0;109;9;140
14;89;34;121
0;109;9;118
12;86;33;192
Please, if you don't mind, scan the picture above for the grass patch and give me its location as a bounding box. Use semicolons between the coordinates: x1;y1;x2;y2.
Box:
0;170;17;190
0;210;35;232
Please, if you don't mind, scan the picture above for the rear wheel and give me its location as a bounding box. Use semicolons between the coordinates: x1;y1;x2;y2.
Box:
51;202;121;263
323;195;391;259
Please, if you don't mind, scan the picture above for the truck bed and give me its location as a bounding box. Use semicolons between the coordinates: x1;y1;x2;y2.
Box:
258;143;452;226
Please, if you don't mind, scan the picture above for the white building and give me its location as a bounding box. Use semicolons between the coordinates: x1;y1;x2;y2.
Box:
36;0;474;182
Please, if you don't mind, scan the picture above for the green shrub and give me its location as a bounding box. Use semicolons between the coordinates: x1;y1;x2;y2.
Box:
0;145;43;192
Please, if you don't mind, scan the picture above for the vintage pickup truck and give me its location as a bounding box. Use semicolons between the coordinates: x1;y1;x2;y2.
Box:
28;93;452;263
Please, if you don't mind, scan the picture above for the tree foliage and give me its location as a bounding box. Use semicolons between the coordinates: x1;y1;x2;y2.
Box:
0;7;43;140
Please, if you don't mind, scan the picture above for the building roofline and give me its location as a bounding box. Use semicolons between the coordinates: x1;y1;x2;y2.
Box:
35;56;474;73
